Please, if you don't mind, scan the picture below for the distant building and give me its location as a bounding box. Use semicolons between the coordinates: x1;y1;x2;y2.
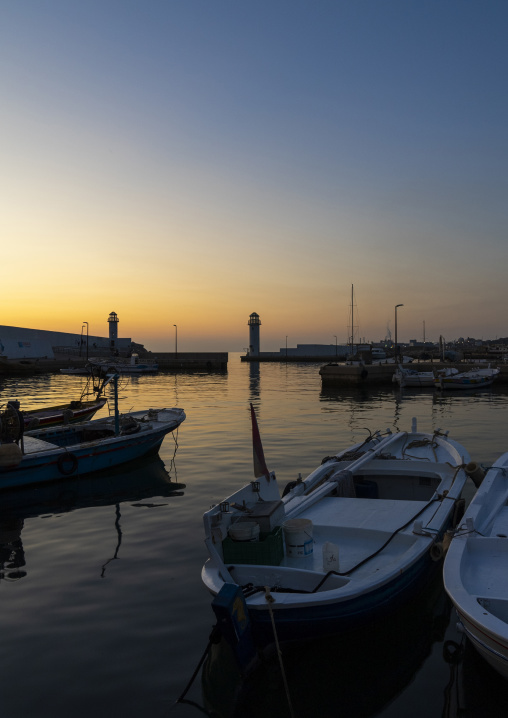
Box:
0;313;132;360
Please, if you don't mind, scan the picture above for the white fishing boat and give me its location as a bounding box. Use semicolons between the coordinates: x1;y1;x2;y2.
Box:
0;377;185;489
17;369;110;429
202;407;471;646
435;365;500;391
111;354;159;374
444;454;508;679
393;366;459;388
372;355;414;365
393;366;436;387
60;354;158;376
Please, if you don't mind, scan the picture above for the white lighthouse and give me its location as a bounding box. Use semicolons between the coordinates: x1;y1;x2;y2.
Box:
248;312;261;356
108;311;119;352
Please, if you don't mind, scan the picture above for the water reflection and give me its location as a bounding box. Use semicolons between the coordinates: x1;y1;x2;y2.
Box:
202;572;451;718
442;633;508;717
248;362;260;401
0;456;185;581
0;517;26;581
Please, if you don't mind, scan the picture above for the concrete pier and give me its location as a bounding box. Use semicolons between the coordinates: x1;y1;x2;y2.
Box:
152;352;228;371
319;362;508;385
0;352;228;375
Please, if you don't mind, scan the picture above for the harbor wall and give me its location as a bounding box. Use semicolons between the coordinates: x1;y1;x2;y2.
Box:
0;352;228;375
151;352;228;371
319;362;508;385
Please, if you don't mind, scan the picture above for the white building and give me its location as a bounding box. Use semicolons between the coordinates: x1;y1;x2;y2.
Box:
0;315;132;360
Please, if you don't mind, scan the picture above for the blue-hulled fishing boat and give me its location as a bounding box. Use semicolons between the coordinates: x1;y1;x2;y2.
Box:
202;408;471;648
0;377;185;490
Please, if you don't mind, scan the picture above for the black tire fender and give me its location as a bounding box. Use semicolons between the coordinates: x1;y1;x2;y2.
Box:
57;452;78;475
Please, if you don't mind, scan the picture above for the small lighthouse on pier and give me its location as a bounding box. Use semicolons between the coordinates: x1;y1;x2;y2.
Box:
248;312;261;356
108;311;119;352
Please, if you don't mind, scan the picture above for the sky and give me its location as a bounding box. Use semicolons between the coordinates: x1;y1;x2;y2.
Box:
2;1;508;352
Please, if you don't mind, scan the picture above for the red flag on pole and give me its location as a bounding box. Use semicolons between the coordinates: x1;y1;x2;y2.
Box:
250;403;270;481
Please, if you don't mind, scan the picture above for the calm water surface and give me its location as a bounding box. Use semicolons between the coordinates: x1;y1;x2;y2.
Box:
1;354;508;717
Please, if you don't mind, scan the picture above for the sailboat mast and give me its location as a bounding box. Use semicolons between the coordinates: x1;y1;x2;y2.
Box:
350;284;355;355
347;284;359;358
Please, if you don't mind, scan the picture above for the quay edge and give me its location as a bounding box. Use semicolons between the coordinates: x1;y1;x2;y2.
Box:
319;362;508;386
0;352;228;375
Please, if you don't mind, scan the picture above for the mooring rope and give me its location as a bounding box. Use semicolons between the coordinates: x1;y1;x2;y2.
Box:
264;587;296;718
171;626;220;716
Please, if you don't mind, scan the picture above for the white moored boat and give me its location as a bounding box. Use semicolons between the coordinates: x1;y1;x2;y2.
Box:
202;407;471;648
393;366;459;388
393;366;436;387
444;454;508;679
60;354;158;376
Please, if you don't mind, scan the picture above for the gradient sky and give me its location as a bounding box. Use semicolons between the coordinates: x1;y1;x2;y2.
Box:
2;1;508;351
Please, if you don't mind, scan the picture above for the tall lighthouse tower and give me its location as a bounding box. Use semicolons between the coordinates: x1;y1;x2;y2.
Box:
108;311;119;352
248;312;261;356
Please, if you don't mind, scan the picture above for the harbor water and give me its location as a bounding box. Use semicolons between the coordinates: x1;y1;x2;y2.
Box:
1;354;508;717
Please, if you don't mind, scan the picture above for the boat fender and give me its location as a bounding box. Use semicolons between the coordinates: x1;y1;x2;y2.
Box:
57;452;78;475
443;639;464;665
0;443;23;467
465;461;485;488
430;541;444;562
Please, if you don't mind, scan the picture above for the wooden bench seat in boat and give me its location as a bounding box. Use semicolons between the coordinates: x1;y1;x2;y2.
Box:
305;496;429;533
280;497;428;574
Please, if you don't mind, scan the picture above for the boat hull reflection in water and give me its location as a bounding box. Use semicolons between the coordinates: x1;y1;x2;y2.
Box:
0;455;185;582
202;572;450;718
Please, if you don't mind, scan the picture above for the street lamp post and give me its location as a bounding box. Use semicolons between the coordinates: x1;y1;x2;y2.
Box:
83;321;89;360
173;325;178;361
334;335;337;356
285;336;288;360
394;304;404;363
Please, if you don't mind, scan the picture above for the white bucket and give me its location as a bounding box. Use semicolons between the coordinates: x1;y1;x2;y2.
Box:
283;518;313;557
228;521;260;542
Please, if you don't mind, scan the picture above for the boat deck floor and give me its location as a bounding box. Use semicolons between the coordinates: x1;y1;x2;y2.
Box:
463;536;508;597
280;497;428;574
23;436;59;452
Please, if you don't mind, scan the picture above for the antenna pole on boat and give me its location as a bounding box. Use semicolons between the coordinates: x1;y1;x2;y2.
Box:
395;304;403;363
351;284;354;357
